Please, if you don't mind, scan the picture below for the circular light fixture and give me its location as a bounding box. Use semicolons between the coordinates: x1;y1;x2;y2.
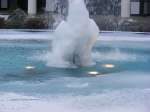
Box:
25;66;35;70
88;71;99;76
102;64;115;68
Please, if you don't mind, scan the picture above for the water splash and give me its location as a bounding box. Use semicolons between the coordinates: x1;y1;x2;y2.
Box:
92;48;149;62
44;0;99;68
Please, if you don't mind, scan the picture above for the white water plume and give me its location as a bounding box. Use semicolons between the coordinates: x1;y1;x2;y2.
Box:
44;0;99;67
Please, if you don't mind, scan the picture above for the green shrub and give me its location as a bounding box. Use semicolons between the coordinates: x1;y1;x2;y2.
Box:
23;17;48;29
6;8;27;29
6;20;24;29
93;15;150;32
0;18;6;28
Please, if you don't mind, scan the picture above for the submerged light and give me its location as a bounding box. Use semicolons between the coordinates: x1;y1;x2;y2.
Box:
25;66;35;70
88;71;99;76
102;64;115;68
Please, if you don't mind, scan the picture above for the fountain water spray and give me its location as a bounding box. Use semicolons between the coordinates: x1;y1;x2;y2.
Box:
44;0;99;67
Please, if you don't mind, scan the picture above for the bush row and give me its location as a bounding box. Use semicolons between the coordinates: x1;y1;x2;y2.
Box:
0;9;51;29
0;17;49;29
93;15;150;32
1;9;150;32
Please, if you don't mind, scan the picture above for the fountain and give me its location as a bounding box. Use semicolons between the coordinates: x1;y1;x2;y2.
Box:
0;1;150;112
44;0;99;67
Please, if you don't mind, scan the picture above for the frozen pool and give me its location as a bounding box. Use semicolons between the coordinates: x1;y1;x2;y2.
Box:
0;31;150;112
